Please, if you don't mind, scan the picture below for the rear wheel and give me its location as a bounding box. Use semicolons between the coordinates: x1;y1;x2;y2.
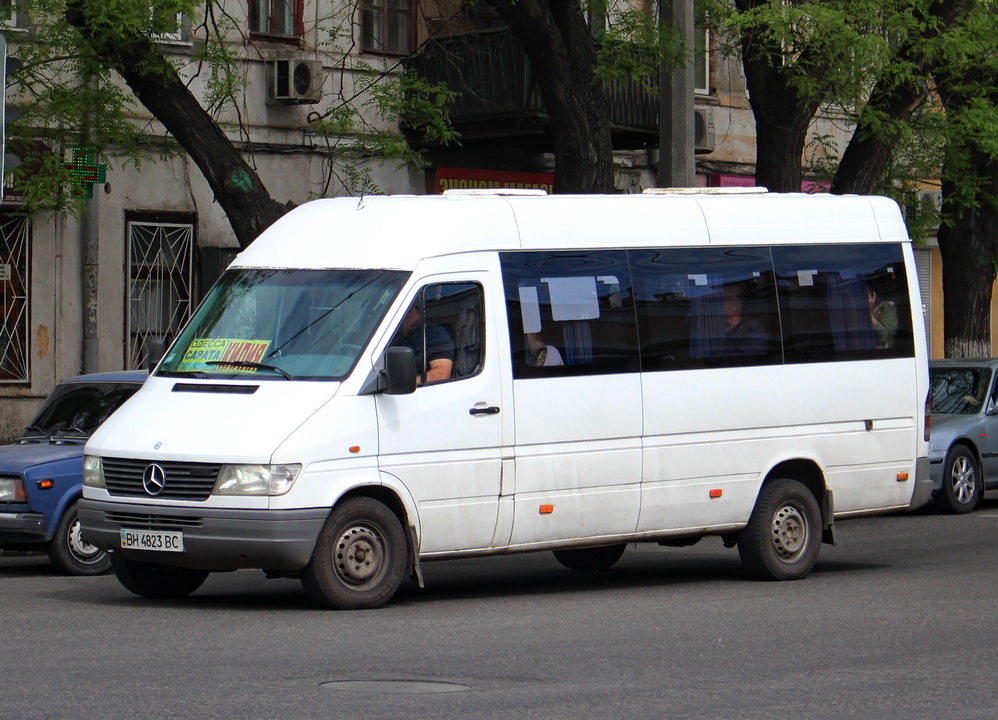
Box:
301;497;407;610
738;478;822;580
110;556;209;599
47;501;111;576
553;543;627;572
934;446;981;514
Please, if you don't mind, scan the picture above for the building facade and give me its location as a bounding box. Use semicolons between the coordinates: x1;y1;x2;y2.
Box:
0;1;427;440
0;0;969;442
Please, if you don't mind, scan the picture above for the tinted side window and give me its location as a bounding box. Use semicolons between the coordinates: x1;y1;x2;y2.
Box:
390;283;484;385
631;247;781;371
772;245;914;363
501;251;637;378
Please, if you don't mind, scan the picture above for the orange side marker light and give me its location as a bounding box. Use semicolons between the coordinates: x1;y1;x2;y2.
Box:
349;446;361;454
897;472;909;482
37;479;55;490
709;489;722;499
539;504;554;514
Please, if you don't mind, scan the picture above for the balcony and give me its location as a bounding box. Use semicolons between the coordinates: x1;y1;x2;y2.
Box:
405;27;660;151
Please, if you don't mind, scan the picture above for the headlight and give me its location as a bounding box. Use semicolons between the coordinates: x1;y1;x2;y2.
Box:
83;455;106;489
0;477;27;503
213;464;301;496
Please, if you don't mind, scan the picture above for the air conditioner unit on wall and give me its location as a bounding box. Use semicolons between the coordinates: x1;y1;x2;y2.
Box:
269;59;323;104
694;108;716;153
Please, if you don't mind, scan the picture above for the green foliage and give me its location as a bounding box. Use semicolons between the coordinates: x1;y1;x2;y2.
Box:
308;69;458;195
702;0;998;233
2;0;199;216
594;6;685;90
704;0;922;107
2;0;457;212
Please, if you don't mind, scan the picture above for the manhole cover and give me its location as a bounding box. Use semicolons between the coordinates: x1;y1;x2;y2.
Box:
320;680;471;695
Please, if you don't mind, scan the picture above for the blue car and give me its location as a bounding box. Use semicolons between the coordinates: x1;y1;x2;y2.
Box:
0;371;146;574
928;358;998;513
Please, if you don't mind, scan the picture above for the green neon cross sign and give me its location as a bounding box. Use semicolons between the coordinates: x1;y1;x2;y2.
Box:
63;147;107;199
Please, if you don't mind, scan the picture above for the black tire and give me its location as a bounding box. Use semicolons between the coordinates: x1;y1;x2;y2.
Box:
110;556;209;599
738;478;822;580
553;543;627;572
934;445;981;514
46;501;111;576
300;497;407;610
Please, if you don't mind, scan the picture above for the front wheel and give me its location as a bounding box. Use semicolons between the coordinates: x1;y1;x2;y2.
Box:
47;501;111;576
553;544;627;572
738;478;822;581
300;497;407;610
110;556;209;599
934;446;981;514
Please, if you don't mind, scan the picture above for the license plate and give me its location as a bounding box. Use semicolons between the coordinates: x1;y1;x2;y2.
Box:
120;528;184;552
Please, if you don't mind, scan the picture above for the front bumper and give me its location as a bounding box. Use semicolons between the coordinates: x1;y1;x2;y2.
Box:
78;499;328;572
0;512;46;541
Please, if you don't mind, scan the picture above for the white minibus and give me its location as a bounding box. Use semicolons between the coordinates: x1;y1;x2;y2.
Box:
80;189;932;609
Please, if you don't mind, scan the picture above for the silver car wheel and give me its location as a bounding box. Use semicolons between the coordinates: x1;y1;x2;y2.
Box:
948;454;977;505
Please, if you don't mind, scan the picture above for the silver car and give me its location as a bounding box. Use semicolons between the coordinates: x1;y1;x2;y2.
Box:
928;358;998;512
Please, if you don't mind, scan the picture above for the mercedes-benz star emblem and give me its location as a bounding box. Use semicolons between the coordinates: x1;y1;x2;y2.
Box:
142;463;167;496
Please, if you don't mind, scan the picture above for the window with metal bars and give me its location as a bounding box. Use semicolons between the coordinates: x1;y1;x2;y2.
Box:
126;219;195;371
0;213;29;383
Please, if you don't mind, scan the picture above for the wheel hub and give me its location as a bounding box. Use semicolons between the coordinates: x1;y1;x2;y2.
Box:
771;504;808;562
67;519;101;563
950;457;977;504
335;526;383;585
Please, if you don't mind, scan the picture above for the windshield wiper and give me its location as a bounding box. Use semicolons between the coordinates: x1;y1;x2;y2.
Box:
20;425;49;441
204;360;294;380
55;425;90;437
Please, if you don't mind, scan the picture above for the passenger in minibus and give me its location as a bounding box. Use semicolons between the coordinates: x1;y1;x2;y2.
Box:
525;331;564;367
868;285;898;349
394;303;455;384
723;284;768;356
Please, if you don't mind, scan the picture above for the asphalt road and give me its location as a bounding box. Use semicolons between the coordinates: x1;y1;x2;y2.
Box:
3;495;998;720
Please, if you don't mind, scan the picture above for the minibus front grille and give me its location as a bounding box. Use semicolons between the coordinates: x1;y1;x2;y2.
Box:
104;511;204;529
101;458;221;501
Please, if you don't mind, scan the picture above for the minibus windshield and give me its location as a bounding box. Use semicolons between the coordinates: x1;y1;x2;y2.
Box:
157;268;408;380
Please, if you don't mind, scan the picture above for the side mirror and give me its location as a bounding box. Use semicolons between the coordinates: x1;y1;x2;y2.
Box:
147;338;166;372
383;346;417;395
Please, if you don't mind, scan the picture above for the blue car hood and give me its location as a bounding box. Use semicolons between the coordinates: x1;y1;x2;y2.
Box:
0;442;84;472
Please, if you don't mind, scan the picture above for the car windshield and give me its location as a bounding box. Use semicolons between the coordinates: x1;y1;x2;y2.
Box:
157;268;408;380
929;367;992;415
22;382;143;441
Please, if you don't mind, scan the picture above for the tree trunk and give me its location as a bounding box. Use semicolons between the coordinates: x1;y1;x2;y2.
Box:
734;0;824;193
938;150;998;358
485;0;614;193
930;0;998;358
65;2;290;248
831;82;927;195
832;0;963;195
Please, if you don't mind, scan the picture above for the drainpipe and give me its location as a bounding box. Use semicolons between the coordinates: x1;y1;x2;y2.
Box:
81;192;98;374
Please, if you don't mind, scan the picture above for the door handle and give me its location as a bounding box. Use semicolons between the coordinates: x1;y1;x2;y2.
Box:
469;406;500;416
